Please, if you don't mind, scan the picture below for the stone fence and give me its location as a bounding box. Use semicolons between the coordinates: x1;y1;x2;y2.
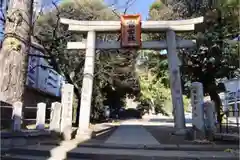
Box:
0;83;74;140
0;101;62;132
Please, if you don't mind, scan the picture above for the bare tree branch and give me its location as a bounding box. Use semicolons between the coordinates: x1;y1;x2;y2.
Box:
33;0;82;103
123;0;136;14
111;8;120;18
107;0;137;41
32;7;43;27
28;53;51;59
0;1;6;24
28;64;54;73
109;0;137;17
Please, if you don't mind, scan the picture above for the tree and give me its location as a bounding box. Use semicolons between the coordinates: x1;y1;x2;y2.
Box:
0;0;34;104
138;70;171;115
149;0;239;123
33;0;140;122
175;0;239;123
136;49;190;115
134;1;186;116
149;0;178;20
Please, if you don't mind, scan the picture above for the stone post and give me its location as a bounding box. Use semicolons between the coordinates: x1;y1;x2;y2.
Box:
76;31;96;139
12;101;23;131
191;82;205;139
50;102;62;132
61;83;74;140
166;30;186;132
204;101;216;140
36;102;46;130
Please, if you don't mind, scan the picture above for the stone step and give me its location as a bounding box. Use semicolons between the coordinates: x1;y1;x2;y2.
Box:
1;130;56;148
77;143;240;151
1;154;89;160
38;141;240;151
3;145;239;160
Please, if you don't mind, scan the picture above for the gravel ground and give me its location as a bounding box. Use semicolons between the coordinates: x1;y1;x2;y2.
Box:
145;125;195;144
145;125;239;145
90;123;118;142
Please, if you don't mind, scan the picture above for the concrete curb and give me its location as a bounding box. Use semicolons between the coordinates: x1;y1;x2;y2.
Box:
4;146;239;160
214;133;240;141
38;141;239;151
77;143;239;151
1;130;54;148
1;130;51;138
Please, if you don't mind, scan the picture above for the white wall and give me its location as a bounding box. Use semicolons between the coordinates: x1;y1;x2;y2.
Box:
204;78;240;106
224;78;240;104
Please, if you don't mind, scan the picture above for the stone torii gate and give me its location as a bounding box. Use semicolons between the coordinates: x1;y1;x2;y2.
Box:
60;16;204;138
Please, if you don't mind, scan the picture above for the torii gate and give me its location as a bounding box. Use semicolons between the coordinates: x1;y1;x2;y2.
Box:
60;16;204;138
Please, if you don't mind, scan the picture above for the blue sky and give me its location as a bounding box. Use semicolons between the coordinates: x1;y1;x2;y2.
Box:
43;0;154;19
0;0;154;40
104;0;155;20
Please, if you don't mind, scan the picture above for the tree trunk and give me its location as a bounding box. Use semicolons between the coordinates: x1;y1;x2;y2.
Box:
208;88;222;123
0;0;33;104
74;92;81;127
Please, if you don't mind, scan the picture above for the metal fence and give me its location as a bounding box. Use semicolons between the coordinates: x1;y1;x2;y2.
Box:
220;104;239;134
219;91;240;134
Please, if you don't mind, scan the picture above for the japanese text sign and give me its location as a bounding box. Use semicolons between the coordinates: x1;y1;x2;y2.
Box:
191;82;205;131
121;14;141;48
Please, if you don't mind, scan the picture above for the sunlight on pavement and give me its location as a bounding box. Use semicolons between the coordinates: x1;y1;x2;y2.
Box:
48;139;83;160
142;114;193;127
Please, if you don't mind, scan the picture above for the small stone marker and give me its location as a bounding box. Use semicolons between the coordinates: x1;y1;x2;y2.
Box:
60;83;74;140
191;82;205;139
12;101;23;131
50;102;62;132
204;101;216;140
36;102;46;130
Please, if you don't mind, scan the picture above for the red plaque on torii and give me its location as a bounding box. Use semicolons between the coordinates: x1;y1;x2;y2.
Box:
120;14;142;48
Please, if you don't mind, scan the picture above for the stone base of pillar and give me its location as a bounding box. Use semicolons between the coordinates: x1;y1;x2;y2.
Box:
178;127;207;141
173;128;189;136
205;129;214;141
172;128;197;141
75;128;93;141
61;126;72;141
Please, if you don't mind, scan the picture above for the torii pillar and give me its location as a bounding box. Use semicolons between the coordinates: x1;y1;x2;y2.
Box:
166;30;185;132
77;31;96;138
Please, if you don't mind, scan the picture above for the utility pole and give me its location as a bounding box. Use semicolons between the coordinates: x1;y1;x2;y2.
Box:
0;0;34;104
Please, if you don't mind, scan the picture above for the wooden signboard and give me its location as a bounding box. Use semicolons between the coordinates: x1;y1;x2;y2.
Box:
121;14;141;48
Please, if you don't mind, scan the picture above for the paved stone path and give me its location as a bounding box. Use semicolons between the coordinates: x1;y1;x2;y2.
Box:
2;118;239;160
105;119;160;145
